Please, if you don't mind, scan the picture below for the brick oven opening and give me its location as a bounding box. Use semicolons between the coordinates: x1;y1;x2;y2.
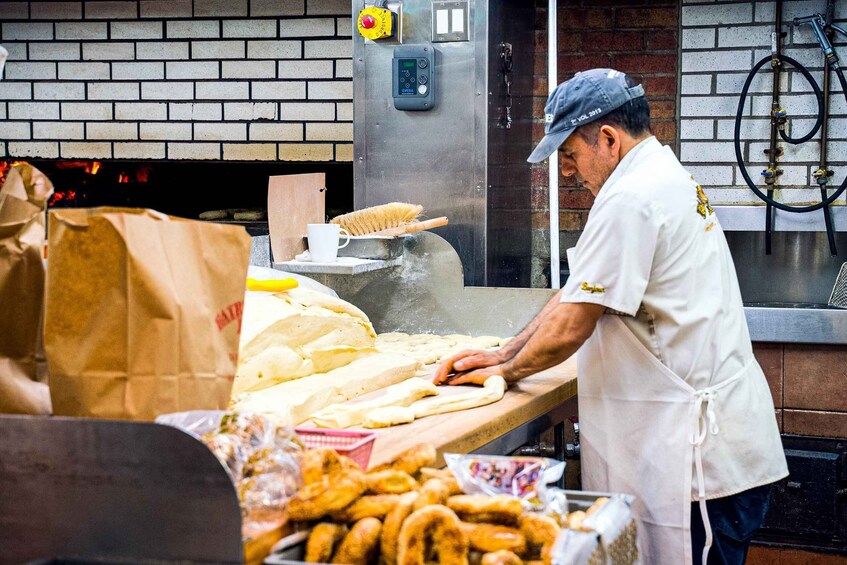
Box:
0;160;354;234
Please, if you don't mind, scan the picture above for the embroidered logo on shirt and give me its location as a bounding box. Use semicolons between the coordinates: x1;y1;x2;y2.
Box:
695;184;714;220
581;282;606;294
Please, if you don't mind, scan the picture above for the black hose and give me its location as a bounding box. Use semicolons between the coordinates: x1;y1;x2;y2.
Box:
734;54;847;212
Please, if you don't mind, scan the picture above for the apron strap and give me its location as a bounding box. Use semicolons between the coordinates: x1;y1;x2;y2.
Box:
689;389;720;565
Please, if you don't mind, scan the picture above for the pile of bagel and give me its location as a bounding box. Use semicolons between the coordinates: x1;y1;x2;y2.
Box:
287;443;606;565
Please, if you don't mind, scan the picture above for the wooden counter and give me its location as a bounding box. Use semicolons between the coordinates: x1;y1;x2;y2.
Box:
367;357;578;468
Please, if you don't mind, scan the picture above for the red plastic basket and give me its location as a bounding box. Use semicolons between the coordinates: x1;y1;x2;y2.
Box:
294;427;376;470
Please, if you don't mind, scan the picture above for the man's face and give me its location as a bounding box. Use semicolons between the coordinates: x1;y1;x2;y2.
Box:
558;126;619;196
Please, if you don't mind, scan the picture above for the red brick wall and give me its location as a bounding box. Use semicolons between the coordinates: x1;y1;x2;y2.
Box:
531;1;679;233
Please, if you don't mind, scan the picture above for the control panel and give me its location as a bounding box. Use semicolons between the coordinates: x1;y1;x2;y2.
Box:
392;45;435;111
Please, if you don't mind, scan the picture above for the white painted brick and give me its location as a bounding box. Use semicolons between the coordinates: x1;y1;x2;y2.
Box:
749;140;821;162
708;189;759;205
166;61;219;79
251;80;305;99
682;50;751;73
718;25;772;48
5;62;56;80
56;22;107;39
247;40;300;59
680;142;737;162
224;102;277;120
2;23;53;40
336;17;352;37
112;62;164;80
780;47;827;70
195;122;246;141
0;82;31;100
1;42;26;61
83;42;135;61
192;40;245;59
0;2;28;19
9;102;59;120
84;2;137;19
0;142;5;157
29;42;80;61
0;106;5;120
681;95;748;118
61;141;111;158
279;142;331;160
111;21;163;40
681;75;712;95
115;102;167;120
58;62;108;79
195;0;247;17
682;165;734;186
223;19;276;38
9;142;59;158
141;81;194;99
773;186;841;202
279;18;334;37
33;121;84;139
195;81;249;99
782;1;828;23
33;82;85;100
136;42;189;60
335;143;352;161
251;0;303;17
221;60;275;78
167;142;220;160
31;2;82;20
140;0;192;18
336;102;352;120
140;122;192;140
771;166;809;187
280;102;333;120
87;122;138;140
680;119;715;140
335;59;352;78
717;118;769;140
114;142;166;159
304;39;351;58
61;102;112;120
681;4;753;26
89;82;139;100
306;0;347;16
278;60;332;78
223;143;277;160
715;71;778;95
307;80;352;99
167;20;221;39
249;123;302;141
0;122;31;139
169;102;222;120
754;2;775;23
751;94;819;117
306;122;352;141
789;70;839;94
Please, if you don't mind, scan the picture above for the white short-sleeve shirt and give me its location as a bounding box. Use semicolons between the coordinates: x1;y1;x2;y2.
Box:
561;137;752;390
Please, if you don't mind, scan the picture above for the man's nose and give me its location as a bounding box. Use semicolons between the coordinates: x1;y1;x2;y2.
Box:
560;160;576;177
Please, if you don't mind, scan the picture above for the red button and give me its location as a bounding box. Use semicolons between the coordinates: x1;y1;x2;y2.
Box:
361;14;376;29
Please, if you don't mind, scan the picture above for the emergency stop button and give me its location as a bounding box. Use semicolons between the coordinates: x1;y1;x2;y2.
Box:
357;6;393;40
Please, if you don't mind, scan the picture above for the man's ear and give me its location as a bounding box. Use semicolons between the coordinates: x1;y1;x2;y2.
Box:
598;124;620;152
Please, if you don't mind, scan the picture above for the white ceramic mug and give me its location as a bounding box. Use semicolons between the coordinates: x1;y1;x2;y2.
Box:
307;223;351;262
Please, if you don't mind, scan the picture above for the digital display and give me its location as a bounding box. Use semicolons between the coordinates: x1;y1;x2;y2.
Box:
398;59;418;95
401;59;416;69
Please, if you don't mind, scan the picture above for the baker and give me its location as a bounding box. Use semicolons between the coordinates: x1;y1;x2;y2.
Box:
434;68;788;565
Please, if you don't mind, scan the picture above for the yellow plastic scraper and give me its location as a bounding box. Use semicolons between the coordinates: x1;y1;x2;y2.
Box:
246;277;299;292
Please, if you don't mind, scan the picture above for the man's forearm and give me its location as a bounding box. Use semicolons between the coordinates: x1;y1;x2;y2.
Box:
497;290;563;361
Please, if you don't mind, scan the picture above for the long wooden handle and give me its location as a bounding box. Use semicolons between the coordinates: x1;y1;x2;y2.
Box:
372;216;449;237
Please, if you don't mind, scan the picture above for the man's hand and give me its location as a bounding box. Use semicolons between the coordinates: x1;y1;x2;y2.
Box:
433;349;504;385
440;365;503;386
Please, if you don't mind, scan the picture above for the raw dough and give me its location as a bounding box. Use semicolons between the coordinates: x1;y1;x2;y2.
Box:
310;377;438;429
362;375;507;428
375;333;505;367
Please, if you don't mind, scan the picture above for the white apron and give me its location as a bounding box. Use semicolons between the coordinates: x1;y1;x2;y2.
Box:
578;315;785;565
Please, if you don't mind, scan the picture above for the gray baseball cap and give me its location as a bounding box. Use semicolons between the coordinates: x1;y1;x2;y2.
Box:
527;68;645;163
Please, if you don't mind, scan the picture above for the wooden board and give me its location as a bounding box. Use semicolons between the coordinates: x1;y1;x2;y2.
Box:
364;357;578;468
267;173;325;262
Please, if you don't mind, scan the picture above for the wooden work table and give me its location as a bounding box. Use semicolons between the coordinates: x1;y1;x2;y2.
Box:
367;356;578;468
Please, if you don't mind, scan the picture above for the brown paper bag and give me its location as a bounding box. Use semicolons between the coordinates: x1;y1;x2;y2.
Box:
45;207;251;421
0;163;53;414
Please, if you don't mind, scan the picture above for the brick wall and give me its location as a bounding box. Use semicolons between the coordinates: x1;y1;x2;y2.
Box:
0;0;353;162
529;0;679;286
680;0;847;204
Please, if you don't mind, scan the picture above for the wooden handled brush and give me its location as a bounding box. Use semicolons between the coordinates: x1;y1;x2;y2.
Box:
370;216;449;237
331;202;429;236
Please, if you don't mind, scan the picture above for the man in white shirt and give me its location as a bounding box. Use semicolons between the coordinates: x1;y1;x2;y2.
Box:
435;69;788;565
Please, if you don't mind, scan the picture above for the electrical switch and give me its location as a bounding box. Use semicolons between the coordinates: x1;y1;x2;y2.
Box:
357;6;393;40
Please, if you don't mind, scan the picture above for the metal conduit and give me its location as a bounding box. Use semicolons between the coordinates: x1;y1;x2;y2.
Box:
548;0;560;289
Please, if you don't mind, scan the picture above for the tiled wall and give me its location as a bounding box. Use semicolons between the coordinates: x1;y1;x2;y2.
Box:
0;0;353;162
680;0;847;204
753;342;847;438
